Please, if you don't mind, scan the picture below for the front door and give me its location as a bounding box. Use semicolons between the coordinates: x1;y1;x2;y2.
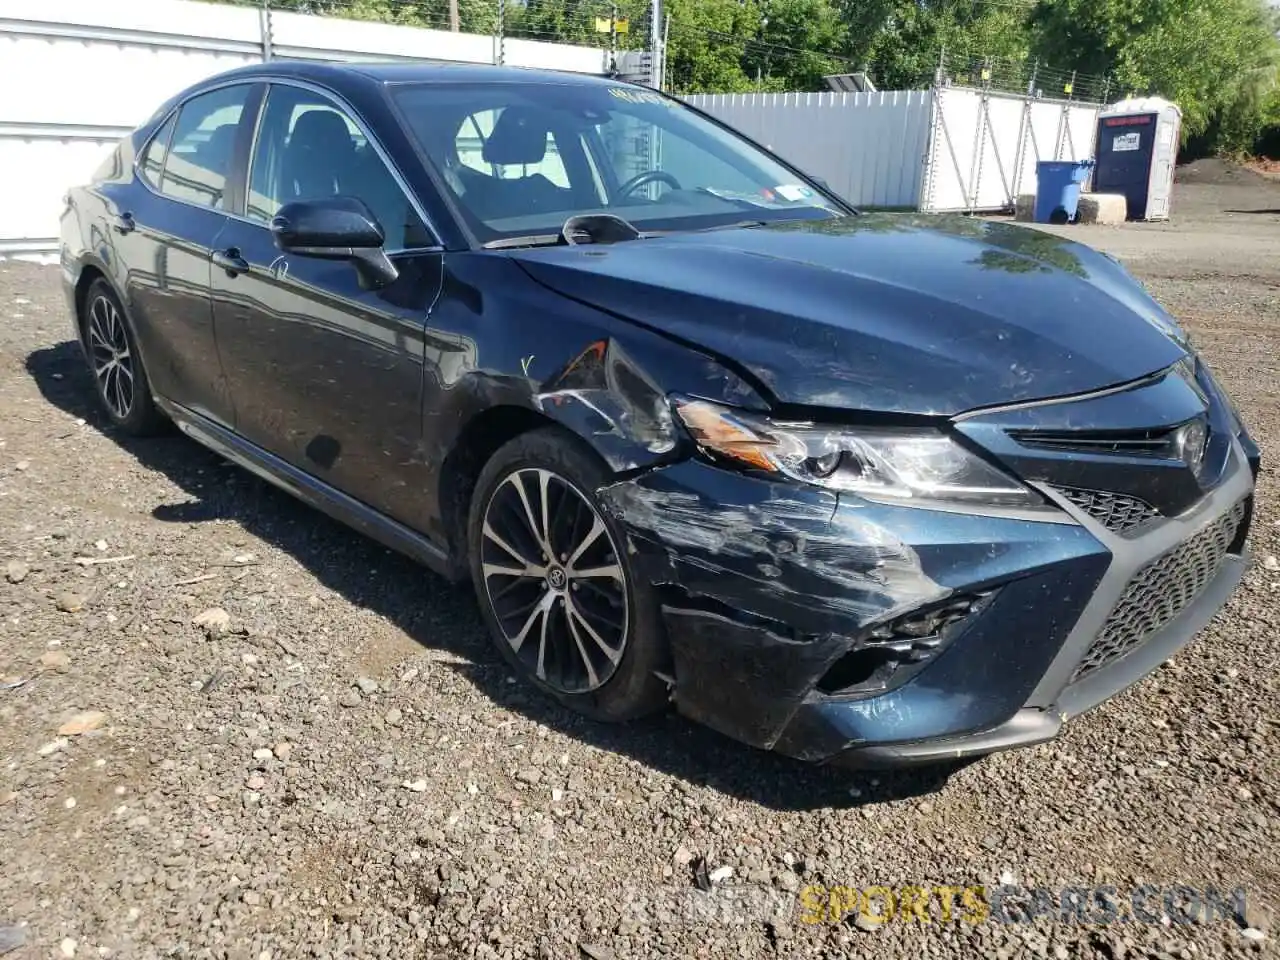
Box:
209;82;444;528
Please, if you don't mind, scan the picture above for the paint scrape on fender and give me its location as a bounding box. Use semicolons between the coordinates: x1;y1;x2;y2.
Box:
598;464;949;627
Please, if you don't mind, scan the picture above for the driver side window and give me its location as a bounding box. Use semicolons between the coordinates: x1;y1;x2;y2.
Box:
246;84;432;250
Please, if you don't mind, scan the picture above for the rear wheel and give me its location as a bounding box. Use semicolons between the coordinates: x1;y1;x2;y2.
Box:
467;427;669;721
82;279;167;436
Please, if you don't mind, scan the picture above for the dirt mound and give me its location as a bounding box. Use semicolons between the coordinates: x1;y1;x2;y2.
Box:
1244;158;1280;181
1174;156;1276;186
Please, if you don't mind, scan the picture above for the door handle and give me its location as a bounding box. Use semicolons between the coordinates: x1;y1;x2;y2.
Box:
113;212;135;235
212;248;250;278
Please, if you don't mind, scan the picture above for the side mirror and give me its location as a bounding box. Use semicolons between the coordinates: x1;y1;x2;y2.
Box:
271;197;399;289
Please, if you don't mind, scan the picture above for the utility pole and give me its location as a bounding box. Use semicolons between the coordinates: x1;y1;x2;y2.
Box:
649;0;664;90
662;13;670;92
259;0;274;62
449;0;460;32
496;0;506;65
757;13;769;91
609;2;618;76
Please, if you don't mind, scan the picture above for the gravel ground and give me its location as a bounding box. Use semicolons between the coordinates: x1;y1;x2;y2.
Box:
1;163;1278;960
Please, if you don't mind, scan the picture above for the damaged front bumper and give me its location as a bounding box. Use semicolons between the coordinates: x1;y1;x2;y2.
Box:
598;439;1255;767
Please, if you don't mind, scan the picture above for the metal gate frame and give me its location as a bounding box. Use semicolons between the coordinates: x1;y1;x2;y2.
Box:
921;84;1102;214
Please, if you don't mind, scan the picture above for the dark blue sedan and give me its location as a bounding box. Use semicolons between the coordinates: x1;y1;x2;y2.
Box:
59;60;1260;767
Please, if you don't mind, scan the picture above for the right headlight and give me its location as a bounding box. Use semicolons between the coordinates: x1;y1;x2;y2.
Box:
673;397;1038;508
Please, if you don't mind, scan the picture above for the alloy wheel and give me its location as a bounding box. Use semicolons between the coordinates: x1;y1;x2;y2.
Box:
480;468;628;694
87;295;135;420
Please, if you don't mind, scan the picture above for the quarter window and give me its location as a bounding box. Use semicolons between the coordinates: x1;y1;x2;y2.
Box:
247;85;432;250
161;85;252;209
140;114;177;190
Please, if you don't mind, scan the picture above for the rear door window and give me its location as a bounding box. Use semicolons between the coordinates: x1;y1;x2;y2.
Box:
161;84;253;209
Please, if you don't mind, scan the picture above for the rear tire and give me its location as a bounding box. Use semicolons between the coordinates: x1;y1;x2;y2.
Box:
467;427;669;722
81;279;167;436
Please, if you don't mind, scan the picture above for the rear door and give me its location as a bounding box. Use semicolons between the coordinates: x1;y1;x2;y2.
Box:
209;81;444;529
121;82;259;427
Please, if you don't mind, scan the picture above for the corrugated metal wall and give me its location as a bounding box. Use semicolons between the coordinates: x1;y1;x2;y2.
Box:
0;0;613;260
684;90;935;209
685;88;1103;214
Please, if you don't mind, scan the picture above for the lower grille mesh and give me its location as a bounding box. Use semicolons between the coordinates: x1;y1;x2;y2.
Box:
1051;485;1160;535
1071;499;1248;682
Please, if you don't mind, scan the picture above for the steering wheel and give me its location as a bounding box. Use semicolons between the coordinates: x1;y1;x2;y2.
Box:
616;169;682;199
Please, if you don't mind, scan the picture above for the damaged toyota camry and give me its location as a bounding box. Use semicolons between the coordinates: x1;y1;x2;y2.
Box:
61;61;1260;767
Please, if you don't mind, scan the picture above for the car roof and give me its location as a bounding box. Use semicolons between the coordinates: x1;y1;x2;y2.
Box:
203;59;623;90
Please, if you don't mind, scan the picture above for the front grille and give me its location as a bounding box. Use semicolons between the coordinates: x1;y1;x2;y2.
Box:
1010;427;1178;457
1051;485;1161;535
1071;499;1248;682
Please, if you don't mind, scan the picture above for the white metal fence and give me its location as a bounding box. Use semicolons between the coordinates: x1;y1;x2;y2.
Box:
688;86;1101;213
0;0;622;259
1;0;1105;259
922;85;1099;212
684;90;935;209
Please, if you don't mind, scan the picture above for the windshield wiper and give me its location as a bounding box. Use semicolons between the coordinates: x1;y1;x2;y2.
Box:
482;234;564;250
484;214;647;250
698;220;768;232
562;214;643;245
481;214;774;249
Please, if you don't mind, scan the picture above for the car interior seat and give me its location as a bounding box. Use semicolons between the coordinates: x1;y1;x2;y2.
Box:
283;109;358;202
472;106;572;219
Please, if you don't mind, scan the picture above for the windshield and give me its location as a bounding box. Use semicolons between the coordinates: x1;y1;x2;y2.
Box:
389;81;846;245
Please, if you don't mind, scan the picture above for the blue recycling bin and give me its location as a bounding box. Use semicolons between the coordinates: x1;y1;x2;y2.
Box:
1034;160;1095;224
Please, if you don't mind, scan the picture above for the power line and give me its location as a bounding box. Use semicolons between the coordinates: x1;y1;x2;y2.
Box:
226;0;1111;98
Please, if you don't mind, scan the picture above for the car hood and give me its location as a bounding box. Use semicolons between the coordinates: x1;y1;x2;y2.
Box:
508;213;1188;416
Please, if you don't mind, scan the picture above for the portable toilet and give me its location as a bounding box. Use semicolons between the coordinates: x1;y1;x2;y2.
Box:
1092;97;1181;221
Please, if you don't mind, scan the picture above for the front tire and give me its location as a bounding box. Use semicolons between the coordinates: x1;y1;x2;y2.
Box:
81;279;167;436
467;427;669;722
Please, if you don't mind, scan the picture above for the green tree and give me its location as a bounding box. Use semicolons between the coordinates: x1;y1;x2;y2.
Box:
255;0;495;32
1211;81;1280;154
741;0;848;91
1031;0;1280;139
843;0;1030;91
662;0;762;93
508;0;627;45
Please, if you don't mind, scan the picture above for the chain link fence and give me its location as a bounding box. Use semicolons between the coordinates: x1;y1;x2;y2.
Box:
936;50;1111;105
222;0;654;74
214;0;1112;103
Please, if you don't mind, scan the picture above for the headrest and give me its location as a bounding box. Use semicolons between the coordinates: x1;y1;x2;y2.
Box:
291;110;354;154
201;124;238;163
482;106;551;166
